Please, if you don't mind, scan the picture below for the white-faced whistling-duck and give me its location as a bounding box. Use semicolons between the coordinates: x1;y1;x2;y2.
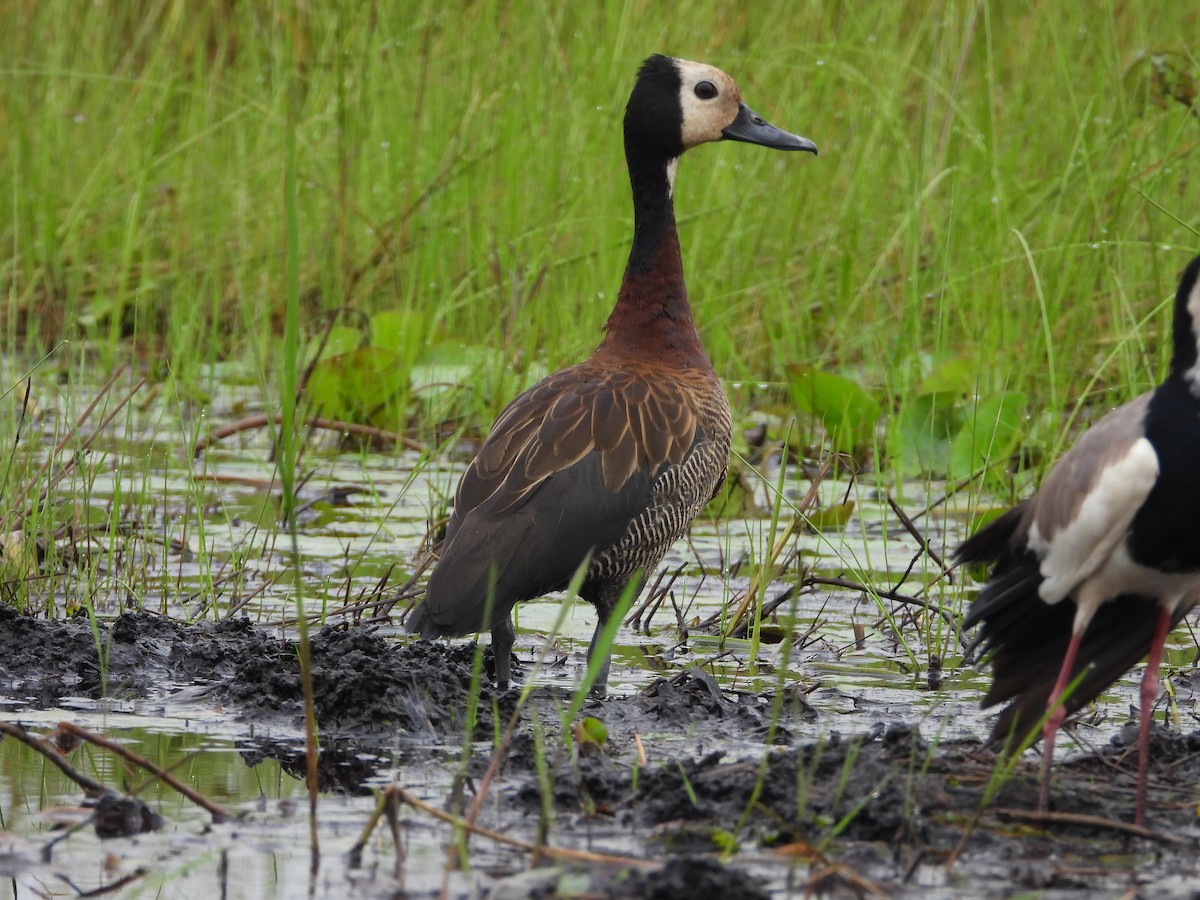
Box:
407;55;816;695
957;254;1200;824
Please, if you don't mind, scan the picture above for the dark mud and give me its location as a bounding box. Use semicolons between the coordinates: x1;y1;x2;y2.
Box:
2;608;1200;896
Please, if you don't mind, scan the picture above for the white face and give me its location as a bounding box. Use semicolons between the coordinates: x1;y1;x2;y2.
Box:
674;59;743;150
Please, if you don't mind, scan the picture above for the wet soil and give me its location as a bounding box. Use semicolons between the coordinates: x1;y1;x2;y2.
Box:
2;608;1200;896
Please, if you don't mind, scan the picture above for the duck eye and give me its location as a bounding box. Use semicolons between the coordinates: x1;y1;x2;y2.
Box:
694;81;718;100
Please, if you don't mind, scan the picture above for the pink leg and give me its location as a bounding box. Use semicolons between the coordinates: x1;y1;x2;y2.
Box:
1135;606;1174;826
1039;631;1084;811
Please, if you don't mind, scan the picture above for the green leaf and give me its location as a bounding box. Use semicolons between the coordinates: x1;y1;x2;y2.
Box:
370;309;426;359
948;391;1027;479
306;347;411;428
785;364;880;454
574;715;608;747
803;500;855;531
313;326;363;361
916;354;975;396
888;393;962;477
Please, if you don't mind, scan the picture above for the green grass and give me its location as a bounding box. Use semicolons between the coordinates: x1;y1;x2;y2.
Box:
3;1;1197;434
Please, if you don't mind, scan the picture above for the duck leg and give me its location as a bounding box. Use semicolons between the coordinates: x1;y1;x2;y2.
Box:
586;614;614;698
491;614;515;691
1135;605;1173;825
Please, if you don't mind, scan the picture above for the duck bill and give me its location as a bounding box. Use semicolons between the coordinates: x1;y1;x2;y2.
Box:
722;102;817;153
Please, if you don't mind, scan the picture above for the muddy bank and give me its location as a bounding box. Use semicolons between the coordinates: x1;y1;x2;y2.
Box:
0;607;511;736
2;608;1200;896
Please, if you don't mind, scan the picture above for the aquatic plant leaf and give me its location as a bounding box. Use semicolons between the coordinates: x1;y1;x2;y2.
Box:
314;326;363;361
370;309;427;359
306;347;411;428
948;391;1027;479
916;354;975;396
888;393;962;476
804;500;855;531
785;364;880;454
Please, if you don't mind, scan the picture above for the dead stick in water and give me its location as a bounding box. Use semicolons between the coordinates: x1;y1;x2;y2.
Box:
989;807;1191;845
72;866;150;897
348;791;389;868
194;413;425;456
391;785;655;868
0;722;108;797
58;722;232;823
723;456;832;637
886;493;948;574
383;785;406;883
347;784;407;879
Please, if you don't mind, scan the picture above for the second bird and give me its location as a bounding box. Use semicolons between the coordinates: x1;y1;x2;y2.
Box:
958;255;1200;824
408;55;816;694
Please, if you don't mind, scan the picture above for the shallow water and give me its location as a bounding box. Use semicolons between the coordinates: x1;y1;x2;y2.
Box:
2;376;1199;898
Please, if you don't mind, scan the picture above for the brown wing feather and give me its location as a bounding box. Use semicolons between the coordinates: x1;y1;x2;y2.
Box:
601;426;640;491
640;402;673;466
454;362;705;519
593;391;631;452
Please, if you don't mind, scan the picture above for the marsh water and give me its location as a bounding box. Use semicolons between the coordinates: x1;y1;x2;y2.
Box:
2;373;1199;899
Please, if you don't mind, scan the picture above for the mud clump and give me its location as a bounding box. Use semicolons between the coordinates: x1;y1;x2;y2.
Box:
620;667;790;739
619;856;770;900
0;604;105;703
0;608;511;739
237;736;392;794
0;606;186;703
220;625;518;737
489;856;768;900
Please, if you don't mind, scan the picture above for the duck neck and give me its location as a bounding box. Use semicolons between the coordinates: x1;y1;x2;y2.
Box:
598;149;712;369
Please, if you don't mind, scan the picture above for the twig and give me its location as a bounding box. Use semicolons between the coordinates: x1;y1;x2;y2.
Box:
73;867;149;897
804;861;888;897
989;807;1192;845
383;784;405;882
348;790;389;869
58;722;232;823
220;572;278;620
625;563;685;630
194;413;424;456
373;552;435;621
39;374;148;511
805;574;961;637
462;686;535;835
391;785;655;868
910;470;986;522
886;494;948;577
332;581;424;625
0;722;107;797
944;806;985;876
